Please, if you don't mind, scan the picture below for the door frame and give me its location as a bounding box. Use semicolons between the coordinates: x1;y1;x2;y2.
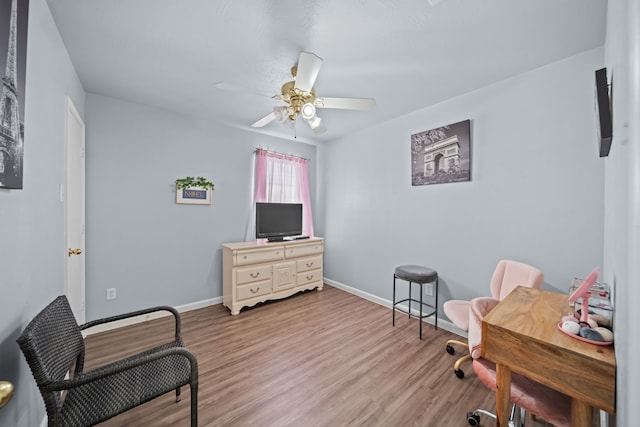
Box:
64;96;86;324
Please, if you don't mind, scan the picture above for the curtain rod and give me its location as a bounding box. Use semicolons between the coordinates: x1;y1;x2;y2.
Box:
253;147;311;162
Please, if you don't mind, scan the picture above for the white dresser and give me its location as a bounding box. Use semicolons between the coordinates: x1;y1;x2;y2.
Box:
222;237;324;315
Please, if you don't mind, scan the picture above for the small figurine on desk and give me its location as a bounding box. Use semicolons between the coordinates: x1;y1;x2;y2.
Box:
559;267;614;345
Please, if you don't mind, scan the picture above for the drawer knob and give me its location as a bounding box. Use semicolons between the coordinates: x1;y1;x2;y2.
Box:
250;272;260;278
306;275;314;280
250;287;260;294
243;255;247;259
306;262;314;268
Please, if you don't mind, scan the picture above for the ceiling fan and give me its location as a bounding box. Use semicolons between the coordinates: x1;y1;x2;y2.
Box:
249;52;376;135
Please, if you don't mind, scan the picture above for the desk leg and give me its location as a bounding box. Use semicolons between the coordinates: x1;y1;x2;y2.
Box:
495;363;511;427
571;399;592;427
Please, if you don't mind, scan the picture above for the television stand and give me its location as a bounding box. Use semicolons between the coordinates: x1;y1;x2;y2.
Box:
222;237;324;315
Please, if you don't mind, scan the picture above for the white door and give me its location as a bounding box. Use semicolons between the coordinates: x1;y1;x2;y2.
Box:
65;97;86;324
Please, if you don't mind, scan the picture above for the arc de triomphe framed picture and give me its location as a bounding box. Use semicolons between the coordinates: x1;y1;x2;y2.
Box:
411;119;471;186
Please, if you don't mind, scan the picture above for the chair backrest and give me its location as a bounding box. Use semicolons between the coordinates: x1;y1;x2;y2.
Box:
16;296;85;416
490;259;544;301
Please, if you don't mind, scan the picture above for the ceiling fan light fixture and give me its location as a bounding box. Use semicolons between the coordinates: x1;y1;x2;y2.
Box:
306;115;322;129
301;102;316;120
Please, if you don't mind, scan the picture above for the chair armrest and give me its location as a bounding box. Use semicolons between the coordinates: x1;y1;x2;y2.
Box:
42;347;198;392
468;297;500;359
80;305;182;341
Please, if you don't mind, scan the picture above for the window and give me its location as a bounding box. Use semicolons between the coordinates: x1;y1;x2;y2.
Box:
245;149;314;241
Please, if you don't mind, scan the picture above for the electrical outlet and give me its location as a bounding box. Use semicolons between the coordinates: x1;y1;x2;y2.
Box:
106;288;117;300
424;284;434;297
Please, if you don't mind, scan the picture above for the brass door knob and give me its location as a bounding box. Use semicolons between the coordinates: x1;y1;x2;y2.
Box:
0;381;13;408
68;248;82;256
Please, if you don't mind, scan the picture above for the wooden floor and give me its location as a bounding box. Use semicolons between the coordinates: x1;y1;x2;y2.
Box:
84;285;559;427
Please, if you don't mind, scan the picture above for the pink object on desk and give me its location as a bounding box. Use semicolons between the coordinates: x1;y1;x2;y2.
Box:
568;267;600;323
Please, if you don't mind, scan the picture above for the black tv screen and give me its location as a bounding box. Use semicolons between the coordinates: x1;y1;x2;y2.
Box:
595;67;613;157
256;202;303;241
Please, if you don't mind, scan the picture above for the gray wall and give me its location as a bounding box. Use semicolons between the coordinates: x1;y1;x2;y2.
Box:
4;0;639;424
319;48;605;314
84;94;317;318
603;0;640;425
0;0;86;425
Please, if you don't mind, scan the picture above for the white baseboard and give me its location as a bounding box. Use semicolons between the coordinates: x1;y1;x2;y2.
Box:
83;297;222;336
323;277;467;338
83;280;467;340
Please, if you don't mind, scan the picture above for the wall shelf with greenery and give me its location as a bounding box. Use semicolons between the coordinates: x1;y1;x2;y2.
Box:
175;176;214;205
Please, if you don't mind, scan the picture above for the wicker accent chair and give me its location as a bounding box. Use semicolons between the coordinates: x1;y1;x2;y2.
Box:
17;295;198;426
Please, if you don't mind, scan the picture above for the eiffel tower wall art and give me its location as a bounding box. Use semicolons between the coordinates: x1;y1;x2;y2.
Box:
0;0;29;189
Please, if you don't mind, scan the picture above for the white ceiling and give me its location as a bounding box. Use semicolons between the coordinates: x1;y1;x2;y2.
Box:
46;0;607;144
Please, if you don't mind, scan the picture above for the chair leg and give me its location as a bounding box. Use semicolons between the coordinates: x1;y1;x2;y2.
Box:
190;380;198;427
445;339;468;353
467;404;518;426
454;354;472;371
445;339;471;379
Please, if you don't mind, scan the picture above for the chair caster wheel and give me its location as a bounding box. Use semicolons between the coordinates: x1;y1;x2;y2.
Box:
466;411;480;426
455;369;465;379
446;345;455;355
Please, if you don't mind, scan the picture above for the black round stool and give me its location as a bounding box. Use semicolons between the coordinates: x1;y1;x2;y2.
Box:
392;265;439;339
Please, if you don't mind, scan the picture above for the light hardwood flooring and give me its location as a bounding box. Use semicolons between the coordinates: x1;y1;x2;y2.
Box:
84;285;564;426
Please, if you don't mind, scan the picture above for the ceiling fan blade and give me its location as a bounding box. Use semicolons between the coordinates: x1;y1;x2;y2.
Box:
294;52;323;93
251;111;277;128
315;97;376;110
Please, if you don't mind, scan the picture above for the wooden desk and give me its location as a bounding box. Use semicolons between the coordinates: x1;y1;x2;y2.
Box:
482;286;616;427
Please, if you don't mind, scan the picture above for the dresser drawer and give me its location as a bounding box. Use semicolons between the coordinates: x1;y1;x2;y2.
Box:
296;256;322;273
236;247;284;266
286;242;323;259
236;279;272;301
236;264;272;285
297;269;322;286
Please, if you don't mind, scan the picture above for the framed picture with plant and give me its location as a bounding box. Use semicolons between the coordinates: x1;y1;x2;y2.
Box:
175;176;214;205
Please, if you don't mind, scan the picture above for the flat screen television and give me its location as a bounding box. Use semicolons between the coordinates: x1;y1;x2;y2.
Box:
256;202;303;242
595;67;613;157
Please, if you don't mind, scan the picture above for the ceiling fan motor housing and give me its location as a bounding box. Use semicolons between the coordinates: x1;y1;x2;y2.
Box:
281;81;316;120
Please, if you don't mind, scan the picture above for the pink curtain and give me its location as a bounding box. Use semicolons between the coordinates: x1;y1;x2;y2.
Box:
245;149;314;240
296;156;314;237
252;151;268;204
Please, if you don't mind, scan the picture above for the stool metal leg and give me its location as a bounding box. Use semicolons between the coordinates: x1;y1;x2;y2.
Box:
408;281;412;318
419;282;423;340
392;274;396;326
434;277;439;330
